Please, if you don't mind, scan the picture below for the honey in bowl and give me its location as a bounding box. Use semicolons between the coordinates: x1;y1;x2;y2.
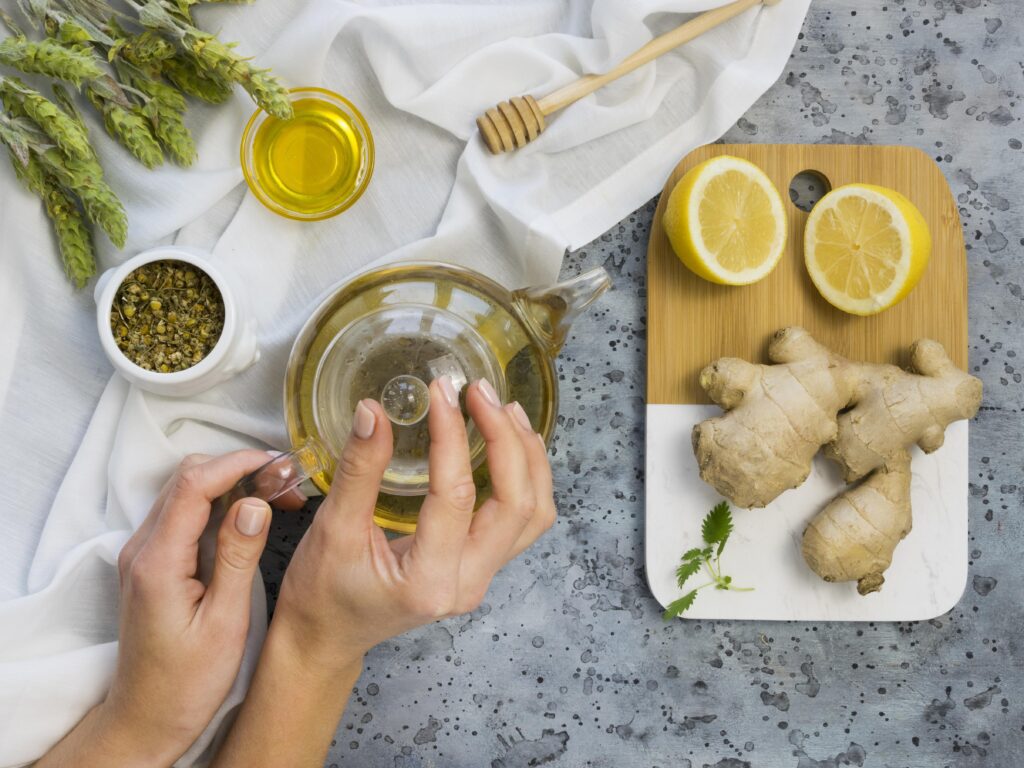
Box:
241;88;374;220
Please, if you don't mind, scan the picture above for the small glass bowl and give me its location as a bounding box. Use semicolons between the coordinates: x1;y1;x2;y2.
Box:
240;87;375;221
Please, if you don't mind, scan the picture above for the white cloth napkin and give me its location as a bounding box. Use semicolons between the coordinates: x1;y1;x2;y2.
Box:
0;0;810;764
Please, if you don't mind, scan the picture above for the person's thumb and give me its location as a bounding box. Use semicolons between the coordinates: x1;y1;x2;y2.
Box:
204;497;271;620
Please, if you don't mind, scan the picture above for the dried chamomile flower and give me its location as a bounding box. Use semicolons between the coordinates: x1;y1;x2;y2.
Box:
110;259;225;372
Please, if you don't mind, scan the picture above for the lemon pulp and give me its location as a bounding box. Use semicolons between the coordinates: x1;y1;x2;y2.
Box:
663;155;787;285
251;97;364;216
804;183;931;315
698;169;780;272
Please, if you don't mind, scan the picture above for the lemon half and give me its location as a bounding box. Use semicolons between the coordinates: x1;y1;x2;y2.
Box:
804;183;931;316
663;155;787;285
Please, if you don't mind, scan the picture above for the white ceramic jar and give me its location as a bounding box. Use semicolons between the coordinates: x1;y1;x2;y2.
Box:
94;246;260;397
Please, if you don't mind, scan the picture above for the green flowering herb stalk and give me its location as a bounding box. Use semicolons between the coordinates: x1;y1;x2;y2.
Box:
0;33;101;84
126;0;292;119
0;0;290;286
662;502;753;620
0;75;91;158
0;84;126;286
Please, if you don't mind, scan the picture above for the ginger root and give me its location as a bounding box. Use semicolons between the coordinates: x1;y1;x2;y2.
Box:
691;327;982;593
801;451;912;595
692;328;848;508
825;339;984;482
693;328;981;507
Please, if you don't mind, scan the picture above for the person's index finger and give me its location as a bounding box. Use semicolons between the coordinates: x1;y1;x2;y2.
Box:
410;377;476;567
151;449;278;549
117;453;210;562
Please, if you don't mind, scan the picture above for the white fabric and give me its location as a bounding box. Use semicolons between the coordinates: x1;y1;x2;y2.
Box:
0;0;809;764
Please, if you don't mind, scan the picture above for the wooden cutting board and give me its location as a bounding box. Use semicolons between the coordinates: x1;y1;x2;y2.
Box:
644;144;971;622
647;143;967;405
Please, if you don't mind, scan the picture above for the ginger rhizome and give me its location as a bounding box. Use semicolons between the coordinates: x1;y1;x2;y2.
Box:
824;339;984;482
693;327;848;509
802;451;912;595
691;327;982;593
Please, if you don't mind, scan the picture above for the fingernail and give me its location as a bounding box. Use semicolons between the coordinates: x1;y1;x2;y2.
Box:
536;432;548;448
438;375;459;408
353;400;376;439
510;401;532;431
236;500;269;537
478;378;500;408
265;450;284;459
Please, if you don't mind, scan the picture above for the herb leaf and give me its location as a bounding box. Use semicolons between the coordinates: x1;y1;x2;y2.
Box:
701;501;733;555
675;558;702;589
663;500;751;621
662;590;698;620
680;547;704;562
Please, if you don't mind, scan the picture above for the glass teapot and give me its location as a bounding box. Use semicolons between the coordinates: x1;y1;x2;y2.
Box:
284;262;611;532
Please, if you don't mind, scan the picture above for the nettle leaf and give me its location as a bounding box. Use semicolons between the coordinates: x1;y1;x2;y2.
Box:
675;558;702;589
663;500;749;622
662;589;698;621
701;501;733;554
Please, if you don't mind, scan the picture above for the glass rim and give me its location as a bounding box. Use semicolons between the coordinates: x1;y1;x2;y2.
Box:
239;86;375;222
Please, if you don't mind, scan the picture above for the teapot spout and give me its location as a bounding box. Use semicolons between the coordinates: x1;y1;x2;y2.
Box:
512;267;612;355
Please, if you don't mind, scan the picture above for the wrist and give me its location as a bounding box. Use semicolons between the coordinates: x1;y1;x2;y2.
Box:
208;612;363;768
76;699;183;768
264;611;365;692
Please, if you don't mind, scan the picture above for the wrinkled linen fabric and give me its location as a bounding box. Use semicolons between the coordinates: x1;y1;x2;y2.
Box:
0;0;809;764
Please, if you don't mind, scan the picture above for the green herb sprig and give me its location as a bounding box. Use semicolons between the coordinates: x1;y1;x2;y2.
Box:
0;78;126;286
0;33;102;84
662;501;752;620
0;0;290;287
126;0;292;119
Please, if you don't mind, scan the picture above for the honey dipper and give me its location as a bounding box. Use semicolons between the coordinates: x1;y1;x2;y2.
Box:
476;0;781;154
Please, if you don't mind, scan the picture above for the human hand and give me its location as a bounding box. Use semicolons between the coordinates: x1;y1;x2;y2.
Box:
209;384;554;768
76;451;301;766
274;377;556;670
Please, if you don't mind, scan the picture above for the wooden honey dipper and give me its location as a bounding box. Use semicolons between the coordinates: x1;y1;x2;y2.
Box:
477;0;781;154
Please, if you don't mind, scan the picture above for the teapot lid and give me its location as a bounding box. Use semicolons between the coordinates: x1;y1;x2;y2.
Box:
313;302;505;495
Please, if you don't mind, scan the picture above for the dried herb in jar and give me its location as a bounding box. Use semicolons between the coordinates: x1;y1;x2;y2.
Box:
110;259;224;373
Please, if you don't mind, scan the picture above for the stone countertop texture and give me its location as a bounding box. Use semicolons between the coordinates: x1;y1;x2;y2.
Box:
261;2;1024;766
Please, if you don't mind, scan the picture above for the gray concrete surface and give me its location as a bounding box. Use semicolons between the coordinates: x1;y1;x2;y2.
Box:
262;2;1024;765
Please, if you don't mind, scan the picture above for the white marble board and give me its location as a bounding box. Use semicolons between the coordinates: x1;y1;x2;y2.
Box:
644;404;969;622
